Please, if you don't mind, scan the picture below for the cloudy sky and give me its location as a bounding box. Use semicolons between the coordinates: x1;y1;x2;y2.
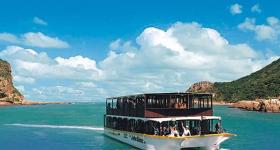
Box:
0;0;279;102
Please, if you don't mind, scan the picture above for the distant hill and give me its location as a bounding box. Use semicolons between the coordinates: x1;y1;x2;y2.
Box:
188;58;280;101
0;59;24;103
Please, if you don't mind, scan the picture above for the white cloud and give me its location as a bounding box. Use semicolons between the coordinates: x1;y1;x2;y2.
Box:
76;82;96;88
31;86;85;101
15;85;25;93
14;75;36;84
0;46;102;81
29;84;107;102
109;39;137;53
251;4;261;13
238;18;256;31
0;46;51;63
0;32;69;48
255;25;277;41
33;17;48;26
230;3;242;15
267;17;279;26
23;32;69;48
100;22;277;97
0;33;20;43
55;56;99;70
1;22;278;102
238;17;280;41
109;39;121;50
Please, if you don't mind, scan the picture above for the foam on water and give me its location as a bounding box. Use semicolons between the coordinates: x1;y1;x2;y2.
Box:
5;123;104;131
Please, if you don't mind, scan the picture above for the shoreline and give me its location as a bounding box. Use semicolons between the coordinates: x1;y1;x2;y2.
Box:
232;99;280;113
212;101;234;106
0;100;65;107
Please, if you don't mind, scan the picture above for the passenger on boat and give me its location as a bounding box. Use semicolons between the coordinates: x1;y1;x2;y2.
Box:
169;126;174;137
159;125;163;136
176;102;186;109
194;125;201;135
215;122;222;134
182;125;191;136
162;126;169;136
153;126;160;135
169;126;179;137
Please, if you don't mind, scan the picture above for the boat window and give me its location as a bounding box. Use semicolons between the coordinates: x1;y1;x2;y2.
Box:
105;116;222;136
106;93;213;117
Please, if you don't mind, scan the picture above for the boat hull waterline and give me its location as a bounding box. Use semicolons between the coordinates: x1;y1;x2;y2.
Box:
104;128;235;150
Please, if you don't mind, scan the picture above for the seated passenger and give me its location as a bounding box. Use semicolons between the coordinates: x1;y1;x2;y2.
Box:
162;126;169;136
174;102;179;108
173;126;179;137
169;126;179;137
159;126;163;136
168;127;174;137
182;125;191;136
215;122;222;134
193;126;201;135
153;126;159;135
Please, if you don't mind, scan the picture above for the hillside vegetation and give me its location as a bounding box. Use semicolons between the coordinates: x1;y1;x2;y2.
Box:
188;58;280;101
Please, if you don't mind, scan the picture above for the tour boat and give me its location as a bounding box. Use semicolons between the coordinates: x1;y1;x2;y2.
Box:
104;92;235;150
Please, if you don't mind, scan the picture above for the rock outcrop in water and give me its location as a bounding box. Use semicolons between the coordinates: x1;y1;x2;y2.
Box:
0;59;24;104
232;99;280;113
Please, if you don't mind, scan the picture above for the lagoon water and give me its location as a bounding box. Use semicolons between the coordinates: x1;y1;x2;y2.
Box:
0;103;279;150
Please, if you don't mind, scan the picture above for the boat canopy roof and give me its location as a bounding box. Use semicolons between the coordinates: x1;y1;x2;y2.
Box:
106;92;212;100
106;115;221;123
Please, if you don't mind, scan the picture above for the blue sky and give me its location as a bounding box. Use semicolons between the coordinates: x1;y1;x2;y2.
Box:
0;0;279;102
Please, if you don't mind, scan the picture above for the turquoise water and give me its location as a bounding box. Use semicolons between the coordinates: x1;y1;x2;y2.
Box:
0;103;279;150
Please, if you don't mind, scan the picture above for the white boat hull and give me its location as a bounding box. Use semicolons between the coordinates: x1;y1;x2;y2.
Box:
104;128;234;150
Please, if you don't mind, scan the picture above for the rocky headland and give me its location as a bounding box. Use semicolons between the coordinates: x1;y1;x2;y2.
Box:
0;59;24;105
187;80;280;112
188;81;280;112
0;59;64;107
187;58;280;112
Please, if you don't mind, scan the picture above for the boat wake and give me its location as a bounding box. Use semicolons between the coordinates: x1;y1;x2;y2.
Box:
5;123;104;131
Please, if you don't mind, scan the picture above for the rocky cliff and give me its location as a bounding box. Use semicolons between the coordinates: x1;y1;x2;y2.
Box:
0;59;24;104
187;81;214;93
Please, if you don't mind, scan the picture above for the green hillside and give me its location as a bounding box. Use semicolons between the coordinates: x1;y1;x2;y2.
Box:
214;58;280;101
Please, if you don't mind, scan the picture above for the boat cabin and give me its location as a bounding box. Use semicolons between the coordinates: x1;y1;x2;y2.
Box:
106;92;213;118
